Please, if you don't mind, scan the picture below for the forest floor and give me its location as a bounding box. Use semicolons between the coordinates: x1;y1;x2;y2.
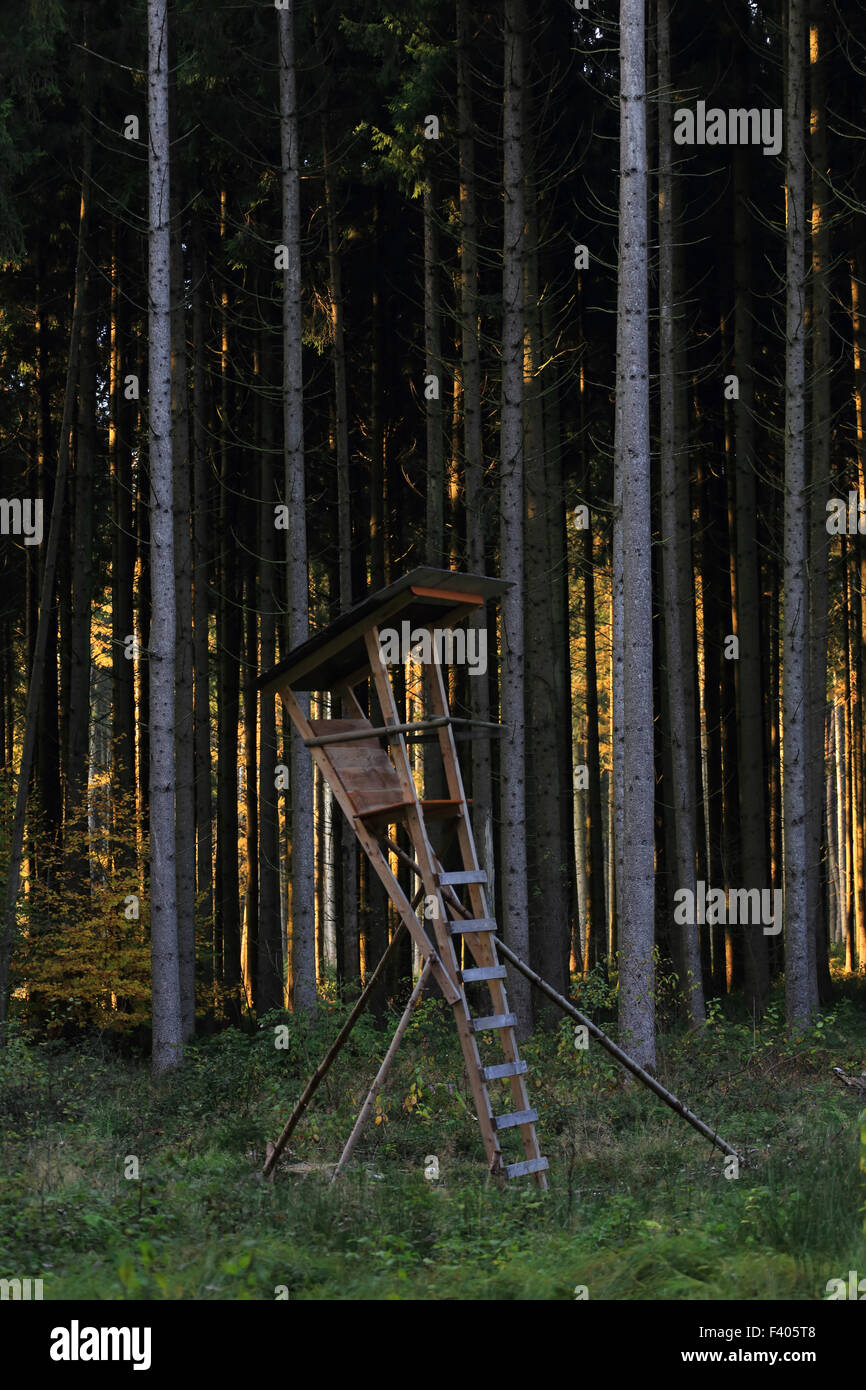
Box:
1;969;865;1301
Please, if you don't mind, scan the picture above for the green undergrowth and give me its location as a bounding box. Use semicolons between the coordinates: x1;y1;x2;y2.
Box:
1;978;865;1300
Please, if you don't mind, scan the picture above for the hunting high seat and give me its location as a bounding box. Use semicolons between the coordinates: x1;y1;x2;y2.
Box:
258;568;548;1187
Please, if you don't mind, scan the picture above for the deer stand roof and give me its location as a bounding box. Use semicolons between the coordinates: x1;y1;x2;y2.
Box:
258;567;548;1188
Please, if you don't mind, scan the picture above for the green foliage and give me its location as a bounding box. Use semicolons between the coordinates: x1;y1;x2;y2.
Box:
11;803;151;1034
1;982;865;1300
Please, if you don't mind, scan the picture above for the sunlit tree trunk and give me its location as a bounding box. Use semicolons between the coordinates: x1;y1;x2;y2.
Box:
110;238;136;871
807;7;832;1004
215;193;241;1023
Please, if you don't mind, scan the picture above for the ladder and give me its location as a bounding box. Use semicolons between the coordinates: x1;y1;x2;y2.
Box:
340;626;547;1188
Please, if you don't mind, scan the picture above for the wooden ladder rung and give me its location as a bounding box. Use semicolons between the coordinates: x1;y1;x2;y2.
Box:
483;1059;528;1081
438;869;487;886
448;918;496;935
482;1059;527;1081
494;1108;538;1131
461;965;506;982
505;1157;549;1180
470;1012;517;1033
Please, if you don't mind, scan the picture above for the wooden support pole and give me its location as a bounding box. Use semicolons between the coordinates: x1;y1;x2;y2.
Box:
493;937;742;1161
303;716;505;749
263;921;407;1178
304;716;449;747
331;959;433;1181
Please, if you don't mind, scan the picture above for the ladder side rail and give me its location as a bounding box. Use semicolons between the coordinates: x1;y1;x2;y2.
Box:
437;852;546;1183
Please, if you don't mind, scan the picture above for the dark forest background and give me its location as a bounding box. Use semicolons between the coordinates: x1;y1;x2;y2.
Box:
1;0;865;1067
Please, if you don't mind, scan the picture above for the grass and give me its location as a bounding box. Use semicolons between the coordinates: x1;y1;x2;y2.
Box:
1;977;865;1300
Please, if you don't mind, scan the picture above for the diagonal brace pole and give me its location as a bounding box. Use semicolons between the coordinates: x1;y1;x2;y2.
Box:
494;937;742;1161
263;921;406;1179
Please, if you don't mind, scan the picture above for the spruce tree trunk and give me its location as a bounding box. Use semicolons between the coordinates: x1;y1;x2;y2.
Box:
35;251;62;865
850;245;866;970
67;238;96;869
320;112;359;986
617;0;655;1070
171;217;196;1041
457;0;493;876
110;239;137;870
215;194;241;1022
191;250;214;967
279;0;316;1013
782;0;813;1024
575;283;606;970
148;0;182;1074
243;566;259;1004
657;0;703;1025
524;182;569;1004
732;142;770;1017
807;7;832;1005
257;335;283;1012
499;0;532;1037
424;180;445;567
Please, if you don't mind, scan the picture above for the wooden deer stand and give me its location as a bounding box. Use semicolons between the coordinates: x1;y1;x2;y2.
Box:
259;567;743;1188
259;568;549;1188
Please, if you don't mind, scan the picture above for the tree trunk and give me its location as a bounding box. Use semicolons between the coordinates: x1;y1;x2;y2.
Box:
457;0;493;877
244;564;259;1007
732;142;770;1018
110;239;137;871
524;179;570;1006
36;255;62;863
807;6;832;1005
148;0;182;1074
657;0;703;1025
66;223;96;872
782;0;812;1024
216;194;241;1023
171;214;196;1041
279;0;316;1013
191;248;214;970
499;0;532;1037
257;334;283;1013
617;0;656;1071
424;179;445;567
